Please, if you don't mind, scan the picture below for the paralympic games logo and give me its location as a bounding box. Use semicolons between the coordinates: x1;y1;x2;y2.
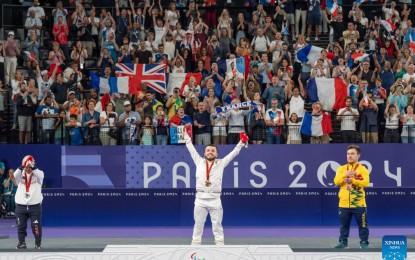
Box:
190;252;206;260
317;161;341;187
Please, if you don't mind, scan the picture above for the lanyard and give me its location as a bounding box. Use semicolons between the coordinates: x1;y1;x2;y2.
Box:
205;160;214;182
25;172;34;193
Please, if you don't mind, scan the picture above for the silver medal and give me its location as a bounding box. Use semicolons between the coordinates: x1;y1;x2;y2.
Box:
25;193;30;199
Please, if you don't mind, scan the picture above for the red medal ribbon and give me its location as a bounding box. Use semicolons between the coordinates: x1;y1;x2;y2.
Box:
206;160;214;183
25;171;33;194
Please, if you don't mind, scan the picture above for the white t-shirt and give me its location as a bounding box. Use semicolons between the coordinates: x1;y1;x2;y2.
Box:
382;7;399;20
52;8;68;25
27;6;45;19
253;35;270;52
154;26;167;45
100;111;118;131
337;107;358;131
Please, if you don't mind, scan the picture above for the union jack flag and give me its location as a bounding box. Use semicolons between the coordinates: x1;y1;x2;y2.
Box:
115;63;167;94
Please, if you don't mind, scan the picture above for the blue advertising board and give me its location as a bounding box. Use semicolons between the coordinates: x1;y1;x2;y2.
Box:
41;188;415;227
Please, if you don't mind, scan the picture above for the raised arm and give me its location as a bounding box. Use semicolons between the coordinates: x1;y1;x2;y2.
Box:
183;130;202;165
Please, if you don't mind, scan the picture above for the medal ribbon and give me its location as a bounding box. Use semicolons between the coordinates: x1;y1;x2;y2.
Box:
206;160;214;183
347;163;359;173
25;171;34;194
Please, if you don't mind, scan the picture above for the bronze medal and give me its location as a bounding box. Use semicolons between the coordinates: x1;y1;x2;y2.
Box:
205;181;211;187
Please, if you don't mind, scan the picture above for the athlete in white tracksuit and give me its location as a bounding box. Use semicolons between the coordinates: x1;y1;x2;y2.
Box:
14;155;44;250
184;132;247;245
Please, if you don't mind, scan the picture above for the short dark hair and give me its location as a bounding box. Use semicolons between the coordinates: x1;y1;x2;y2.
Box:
206;144;218;152
347;144;361;154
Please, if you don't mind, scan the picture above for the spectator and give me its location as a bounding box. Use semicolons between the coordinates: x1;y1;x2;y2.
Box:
294;0;308;38
401;105;415;143
183;76;201;102
264;98;285;144
285;111;302;144
248;92;266;144
99;102;118;146
52;1;68;25
223;99;251;144
102;34;120;64
3;168;17;216
3;32;20;86
211;102;227;145
97;48;115;76
359;91;379;143
65;114;84;145
48;42;66;76
248;15;261;40
258;53;273;92
153;105;169;145
52;16;70;59
134;41;153;64
169;107;193;129
36;62;58;102
117;38;134;64
141;90;163;118
82;99;101;144
27;0;45;20
71;41;88;65
22;31;40;69
383;102;400;143
77;17;95;57
139;116;155;145
25;10;42;38
35;95;60;144
0;162;4;199
337;96;359;143
251;28;270;55
306;0;321;41
54;110;67;145
16;82;37;144
193;102;212;145
119;101;142;145
71;4;86;40
115;0;131;46
100;11;116;47
309;102;331;144
262;75;285;109
286;78;305;118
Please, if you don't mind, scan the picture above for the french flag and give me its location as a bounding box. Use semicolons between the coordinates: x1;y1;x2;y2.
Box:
326;0;338;17
166;73;203;96
109;76;137;95
90;71;110;94
24;51;36;62
300;112;333;137
381;19;396;32
94;93;111;113
296;45;334;65
351;51;372;62
306;78;348;111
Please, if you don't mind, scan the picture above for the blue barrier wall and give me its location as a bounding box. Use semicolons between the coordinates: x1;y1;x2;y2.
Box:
41;188;415;227
62;144;412;189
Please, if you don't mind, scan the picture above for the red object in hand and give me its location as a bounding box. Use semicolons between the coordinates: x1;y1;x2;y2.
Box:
22;155;35;168
240;132;249;143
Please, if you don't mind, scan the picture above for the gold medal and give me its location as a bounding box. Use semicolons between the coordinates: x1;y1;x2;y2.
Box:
205;181;211;187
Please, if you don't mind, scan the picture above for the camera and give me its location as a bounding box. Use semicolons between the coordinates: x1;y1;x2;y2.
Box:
109;112;116;118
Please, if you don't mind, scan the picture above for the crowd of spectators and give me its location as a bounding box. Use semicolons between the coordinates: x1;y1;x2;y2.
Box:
0;0;415;145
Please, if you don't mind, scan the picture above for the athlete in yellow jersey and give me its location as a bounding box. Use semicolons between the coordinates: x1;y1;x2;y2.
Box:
333;145;370;249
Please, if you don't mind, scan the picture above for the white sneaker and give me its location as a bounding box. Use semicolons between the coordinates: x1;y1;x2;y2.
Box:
315;37;319;41
306;37;310;41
